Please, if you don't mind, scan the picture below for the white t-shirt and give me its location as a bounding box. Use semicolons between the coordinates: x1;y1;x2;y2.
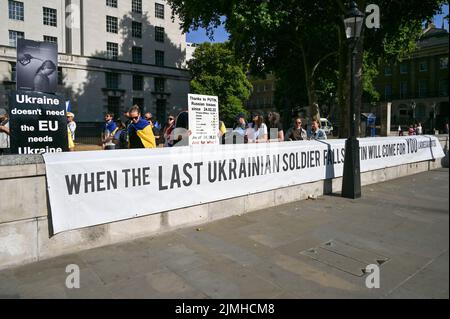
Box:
246;123;268;142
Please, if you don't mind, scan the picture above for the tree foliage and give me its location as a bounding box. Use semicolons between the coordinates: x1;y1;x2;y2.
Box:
169;0;445;134
187;42;252;126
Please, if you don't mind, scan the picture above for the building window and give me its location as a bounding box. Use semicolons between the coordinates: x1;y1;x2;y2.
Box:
132;21;142;38
155;3;164;19
419;61;428;72
9;0;24;21
106;42;118;60
155;26;165;42
439;79;448;97
384;67;392;76
400;63;408;74
154;78;165;92
384;84;392;100
418;80;427;98
8;30;24;47
10;62;17;82
105;72;120;89
400;81;408;99
155;50;164;66
132;0;142;13
43;7;57;27
440;57;448;69
156;99;167;122
132;98;144;110
132;46;142;64
106;0;117;8
106;16;118;33
43;35;57;44
133;75;144;91
107;96;121;117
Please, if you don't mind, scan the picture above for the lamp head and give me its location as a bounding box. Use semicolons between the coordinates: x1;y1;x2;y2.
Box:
344;1;365;40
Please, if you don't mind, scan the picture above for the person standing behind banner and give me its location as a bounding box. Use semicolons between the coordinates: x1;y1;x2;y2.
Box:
66;112;76;142
307;119;327;140
112;120;128;149
68;128;75;151
416;122;423;135
285;117;307;141
246;112;268;143
127;105;156;149
102;113;117;149
0;108;10;155
267;111;284;142
163;115;175;147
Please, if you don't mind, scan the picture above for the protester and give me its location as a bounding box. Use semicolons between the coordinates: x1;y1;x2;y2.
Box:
415;122;423;135
112;120;128;149
171;110;191;146
0;108;10;155
246;112;268;143
127;105;156;149
445;123;449;135
102;113;117;149
285;117;307;141
307;119;327;140
398;125;403;136
67;112;76;142
267;111;284;142
408;125;415;136
67;127;75;151
163;115;175;147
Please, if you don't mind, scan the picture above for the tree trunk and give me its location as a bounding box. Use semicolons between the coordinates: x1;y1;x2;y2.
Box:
301;44;321;121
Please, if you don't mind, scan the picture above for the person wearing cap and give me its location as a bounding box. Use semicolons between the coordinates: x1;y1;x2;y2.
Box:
0;108;10;155
66;112;77;142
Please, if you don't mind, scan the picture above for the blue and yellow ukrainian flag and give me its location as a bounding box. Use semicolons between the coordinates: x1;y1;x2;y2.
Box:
131;119;156;148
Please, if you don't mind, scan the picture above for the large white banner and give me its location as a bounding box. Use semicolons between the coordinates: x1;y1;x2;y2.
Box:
44;136;444;233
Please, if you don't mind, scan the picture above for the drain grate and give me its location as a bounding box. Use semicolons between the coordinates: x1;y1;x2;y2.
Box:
300;240;390;277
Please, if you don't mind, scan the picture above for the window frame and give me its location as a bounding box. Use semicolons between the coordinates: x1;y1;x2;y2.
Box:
8;0;24;21
8;30;24;47
132;21;142;38
105;72;120;89
132;0;142;14
106;0;117;8
43;7;57;27
132;46;143;64
106;42;118;60
155;26;165;43
155;3;165;19
155;50;165;66
106;16;118;34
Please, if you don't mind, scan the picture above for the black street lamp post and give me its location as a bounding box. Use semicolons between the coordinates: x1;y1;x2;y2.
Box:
342;1;364;199
411;100;416;123
431;102;436;133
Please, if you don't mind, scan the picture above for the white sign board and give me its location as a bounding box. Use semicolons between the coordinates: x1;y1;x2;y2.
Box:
188;94;219;145
44;136;445;233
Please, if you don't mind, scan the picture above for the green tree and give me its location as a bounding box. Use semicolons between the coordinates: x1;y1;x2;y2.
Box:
169;0;445;135
187;42;252;126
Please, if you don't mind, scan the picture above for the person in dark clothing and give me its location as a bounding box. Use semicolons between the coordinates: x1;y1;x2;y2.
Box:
285;117;307;141
127;105;156;149
267;111;284;142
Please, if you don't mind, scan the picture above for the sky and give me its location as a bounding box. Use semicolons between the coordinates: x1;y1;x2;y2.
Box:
186;4;449;44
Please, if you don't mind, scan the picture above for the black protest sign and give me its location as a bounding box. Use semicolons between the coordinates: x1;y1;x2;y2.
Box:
17;39;58;94
9;91;68;154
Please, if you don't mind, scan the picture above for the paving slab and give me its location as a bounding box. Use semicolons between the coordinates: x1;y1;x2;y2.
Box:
0;168;448;299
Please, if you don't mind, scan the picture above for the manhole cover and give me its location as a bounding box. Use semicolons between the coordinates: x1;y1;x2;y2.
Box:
300;240;390;277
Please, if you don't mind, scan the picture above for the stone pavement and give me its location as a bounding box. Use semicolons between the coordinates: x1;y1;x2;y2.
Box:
0;169;448;299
